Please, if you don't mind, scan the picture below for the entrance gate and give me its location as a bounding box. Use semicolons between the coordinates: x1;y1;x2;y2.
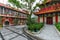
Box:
46;17;53;24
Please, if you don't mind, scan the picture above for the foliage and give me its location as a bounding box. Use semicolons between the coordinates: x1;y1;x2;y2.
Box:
8;0;21;8
43;0;47;4
8;0;47;14
8;0;47;21
55;23;60;31
8;0;46;30
28;23;44;32
26;17;44;32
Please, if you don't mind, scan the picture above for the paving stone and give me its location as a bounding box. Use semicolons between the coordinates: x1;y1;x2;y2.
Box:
2;32;13;36
11;36;28;40
0;38;2;40
35;25;60;40
0;25;28;40
4;33;18;40
1;28;10;33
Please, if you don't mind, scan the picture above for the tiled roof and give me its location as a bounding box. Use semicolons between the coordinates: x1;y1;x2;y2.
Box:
34;3;60;15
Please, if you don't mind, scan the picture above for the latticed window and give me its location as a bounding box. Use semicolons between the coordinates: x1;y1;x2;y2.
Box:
7;9;11;14
0;7;3;14
16;12;19;16
20;13;23;17
19;13;21;17
11;10;15;16
8;10;11;14
16;11;19;16
0;7;1;14
4;8;9;14
25;14;27;17
13;11;16;16
22;14;24;17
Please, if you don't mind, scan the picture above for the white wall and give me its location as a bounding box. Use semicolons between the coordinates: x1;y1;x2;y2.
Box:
53;16;55;24
44;17;46;24
58;16;60;22
40;17;43;23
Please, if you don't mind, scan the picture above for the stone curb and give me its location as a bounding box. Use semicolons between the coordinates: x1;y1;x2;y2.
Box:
54;26;60;36
38;25;45;34
23;27;44;40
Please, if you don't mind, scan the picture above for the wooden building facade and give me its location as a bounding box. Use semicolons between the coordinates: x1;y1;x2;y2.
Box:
0;3;28;26
35;0;60;24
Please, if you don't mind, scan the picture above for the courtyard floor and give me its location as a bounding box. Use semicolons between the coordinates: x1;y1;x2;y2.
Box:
0;25;28;40
35;24;60;40
0;25;60;40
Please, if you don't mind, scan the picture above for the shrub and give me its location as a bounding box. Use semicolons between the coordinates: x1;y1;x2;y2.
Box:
27;17;44;32
55;22;60;32
28;23;44;32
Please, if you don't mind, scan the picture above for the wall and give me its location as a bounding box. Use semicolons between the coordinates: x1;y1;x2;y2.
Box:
44;17;46;24
2;17;14;26
53;16;55;24
40;17;43;23
58;16;60;22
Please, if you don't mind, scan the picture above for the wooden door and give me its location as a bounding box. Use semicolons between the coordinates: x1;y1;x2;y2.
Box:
46;17;53;24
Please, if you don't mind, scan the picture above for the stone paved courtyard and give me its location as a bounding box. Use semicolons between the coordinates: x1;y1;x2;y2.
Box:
0;25;28;40
35;25;60;40
0;25;60;40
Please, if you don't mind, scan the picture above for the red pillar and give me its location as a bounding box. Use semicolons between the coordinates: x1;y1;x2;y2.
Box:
43;15;44;23
38;16;40;23
55;14;58;23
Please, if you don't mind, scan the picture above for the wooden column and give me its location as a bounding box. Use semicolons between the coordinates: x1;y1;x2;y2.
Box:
38;16;40;23
55;14;58;23
43;15;44;23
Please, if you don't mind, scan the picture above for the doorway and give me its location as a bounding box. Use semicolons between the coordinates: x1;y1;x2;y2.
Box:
5;21;9;25
46;17;53;24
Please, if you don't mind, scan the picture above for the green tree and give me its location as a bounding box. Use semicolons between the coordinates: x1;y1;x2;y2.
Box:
8;0;47;25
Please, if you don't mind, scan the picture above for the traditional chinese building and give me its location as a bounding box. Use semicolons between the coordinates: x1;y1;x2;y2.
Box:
0;3;28;26
35;0;60;24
